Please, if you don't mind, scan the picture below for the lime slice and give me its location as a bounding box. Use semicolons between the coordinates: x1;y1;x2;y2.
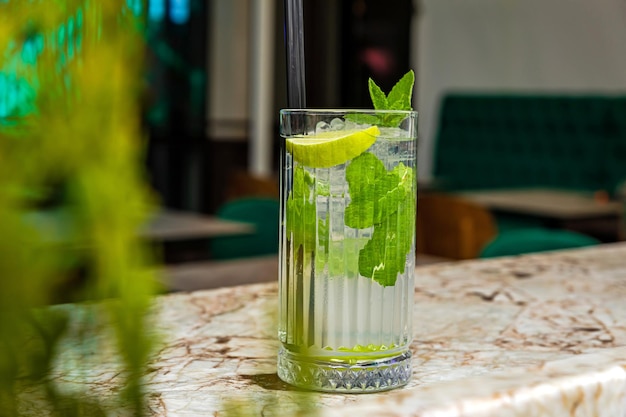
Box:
286;126;380;168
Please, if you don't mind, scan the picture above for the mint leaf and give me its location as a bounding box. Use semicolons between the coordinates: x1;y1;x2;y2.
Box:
345;153;386;229
358;202;415;286
345;152;416;286
344;112;379;125
368;78;388;110
374;163;413;222
286;166;317;249
345;153;413;230
387;70;414;111
287;166;330;265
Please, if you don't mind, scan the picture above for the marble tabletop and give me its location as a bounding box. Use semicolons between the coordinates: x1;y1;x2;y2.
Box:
52;244;626;416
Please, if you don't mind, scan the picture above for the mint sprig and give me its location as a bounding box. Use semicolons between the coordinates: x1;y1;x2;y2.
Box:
348;70;415;127
368;71;415;110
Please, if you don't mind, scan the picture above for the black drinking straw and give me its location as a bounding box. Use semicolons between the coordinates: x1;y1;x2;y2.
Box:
283;0;306;108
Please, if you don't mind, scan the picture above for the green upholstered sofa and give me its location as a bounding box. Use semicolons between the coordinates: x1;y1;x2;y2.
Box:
433;94;626;195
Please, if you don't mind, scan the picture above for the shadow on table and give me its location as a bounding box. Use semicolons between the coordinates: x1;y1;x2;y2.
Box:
240;373;299;391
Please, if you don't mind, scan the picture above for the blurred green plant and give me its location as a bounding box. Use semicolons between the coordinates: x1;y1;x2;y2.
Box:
0;0;158;415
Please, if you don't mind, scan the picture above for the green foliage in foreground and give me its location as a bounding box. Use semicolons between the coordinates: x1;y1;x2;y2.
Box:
0;1;158;415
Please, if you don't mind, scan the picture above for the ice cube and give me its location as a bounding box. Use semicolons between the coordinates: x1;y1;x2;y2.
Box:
316;121;331;132
330;118;345;131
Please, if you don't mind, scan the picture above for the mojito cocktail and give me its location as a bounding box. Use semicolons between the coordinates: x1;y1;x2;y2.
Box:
277;109;418;392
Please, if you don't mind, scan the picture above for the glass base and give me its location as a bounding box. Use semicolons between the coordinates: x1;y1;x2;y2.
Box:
277;347;412;393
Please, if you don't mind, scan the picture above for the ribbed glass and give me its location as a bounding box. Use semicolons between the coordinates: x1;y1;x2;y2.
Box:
278;110;417;392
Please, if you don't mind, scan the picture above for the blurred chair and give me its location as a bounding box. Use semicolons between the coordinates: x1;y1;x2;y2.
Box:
479;228;600;258
417;193;600;260
225;169;279;202
417;193;497;260
209;197;280;260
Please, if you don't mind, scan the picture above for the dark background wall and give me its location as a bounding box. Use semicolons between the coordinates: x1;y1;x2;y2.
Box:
144;0;415;213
